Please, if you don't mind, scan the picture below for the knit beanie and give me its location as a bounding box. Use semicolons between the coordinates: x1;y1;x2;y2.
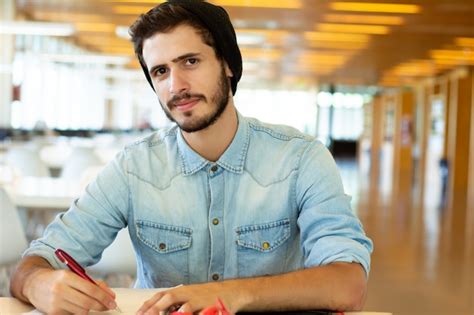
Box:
141;0;242;95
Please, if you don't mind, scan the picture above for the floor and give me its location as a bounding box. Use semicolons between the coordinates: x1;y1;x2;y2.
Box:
337;158;473;315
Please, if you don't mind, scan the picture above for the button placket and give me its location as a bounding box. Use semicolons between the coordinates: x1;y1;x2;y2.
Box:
207;163;225;282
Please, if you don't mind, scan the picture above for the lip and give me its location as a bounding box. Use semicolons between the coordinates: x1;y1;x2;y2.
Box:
173;98;200;112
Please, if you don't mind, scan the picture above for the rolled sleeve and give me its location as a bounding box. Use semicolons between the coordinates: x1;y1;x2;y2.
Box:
296;141;373;275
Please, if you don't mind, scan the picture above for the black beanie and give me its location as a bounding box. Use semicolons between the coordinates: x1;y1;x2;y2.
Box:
140;0;242;95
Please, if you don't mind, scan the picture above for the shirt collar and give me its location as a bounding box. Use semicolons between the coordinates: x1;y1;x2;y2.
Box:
176;111;250;175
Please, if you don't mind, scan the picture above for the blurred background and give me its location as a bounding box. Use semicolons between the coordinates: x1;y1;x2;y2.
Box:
0;1;473;314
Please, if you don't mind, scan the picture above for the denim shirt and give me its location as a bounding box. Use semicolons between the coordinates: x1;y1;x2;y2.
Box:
25;113;373;288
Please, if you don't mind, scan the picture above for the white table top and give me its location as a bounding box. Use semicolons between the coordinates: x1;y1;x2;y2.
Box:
3;176;81;210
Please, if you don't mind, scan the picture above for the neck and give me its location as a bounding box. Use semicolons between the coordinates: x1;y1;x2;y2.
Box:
181;100;238;162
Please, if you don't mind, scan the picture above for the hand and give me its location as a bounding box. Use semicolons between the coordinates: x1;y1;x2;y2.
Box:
24;268;118;314
136;282;243;315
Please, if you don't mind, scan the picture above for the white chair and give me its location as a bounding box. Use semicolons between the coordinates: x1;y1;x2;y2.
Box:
5;146;50;177
87;228;136;277
60;146;103;179
0;188;28;265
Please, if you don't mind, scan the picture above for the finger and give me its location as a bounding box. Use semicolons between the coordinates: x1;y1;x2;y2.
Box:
65;273;117;310
137;291;165;314
61;283;110;312
97;280;116;298
177;302;194;313
55;297;90;315
144;292;183;315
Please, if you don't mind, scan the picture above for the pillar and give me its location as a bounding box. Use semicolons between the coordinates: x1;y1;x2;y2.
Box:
413;81;434;209
369;95;383;192
392;89;415;206
445;68;473;231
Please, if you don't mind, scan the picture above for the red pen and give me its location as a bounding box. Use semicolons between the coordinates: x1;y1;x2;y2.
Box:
55;248;122;312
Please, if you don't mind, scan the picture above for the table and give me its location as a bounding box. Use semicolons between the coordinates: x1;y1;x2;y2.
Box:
3;176;81;210
0;289;392;314
2;176;82;239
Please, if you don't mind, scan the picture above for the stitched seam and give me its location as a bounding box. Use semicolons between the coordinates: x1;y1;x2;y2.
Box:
236;218;290;233
127;170;183;191
243;168;297;188
248;121;309;141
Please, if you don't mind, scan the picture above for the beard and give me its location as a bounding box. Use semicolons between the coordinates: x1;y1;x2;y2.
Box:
159;65;230;133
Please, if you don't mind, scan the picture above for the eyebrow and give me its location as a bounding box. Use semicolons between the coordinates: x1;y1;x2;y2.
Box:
148;52;201;76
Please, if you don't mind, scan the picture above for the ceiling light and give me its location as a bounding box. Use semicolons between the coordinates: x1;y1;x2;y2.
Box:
237;33;266;45
75;22;116;33
323;14;404;25
211;0;302;9
32;12;106;23
116;26;131;39
113;5;154;15
240;48;282;61
305;31;370;43
317;23;390;34
0;21;75;36
307;41;368;50
236;29;289;45
330;2;421;14
42;53;131;65
455;37;474;48
430;49;474;61
299;54;348;66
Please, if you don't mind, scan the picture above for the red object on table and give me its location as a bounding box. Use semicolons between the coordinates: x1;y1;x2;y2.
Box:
170;297;230;315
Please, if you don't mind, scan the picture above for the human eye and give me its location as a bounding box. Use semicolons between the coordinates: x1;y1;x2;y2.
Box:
153;67;168;77
185;58;199;66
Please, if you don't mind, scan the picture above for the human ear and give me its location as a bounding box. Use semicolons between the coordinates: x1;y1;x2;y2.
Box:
224;62;233;78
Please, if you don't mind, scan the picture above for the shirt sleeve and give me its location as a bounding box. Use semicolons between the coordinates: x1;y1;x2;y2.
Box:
22;149;131;269
296;140;373;276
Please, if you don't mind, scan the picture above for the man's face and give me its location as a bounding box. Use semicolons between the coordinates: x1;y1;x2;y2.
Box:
142;24;232;133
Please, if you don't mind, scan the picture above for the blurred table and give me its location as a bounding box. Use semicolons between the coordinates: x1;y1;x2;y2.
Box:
2;176;82;239
4;176;81;210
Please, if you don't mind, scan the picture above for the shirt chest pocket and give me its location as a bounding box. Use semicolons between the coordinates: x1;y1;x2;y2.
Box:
136;220;192;286
235;218;291;277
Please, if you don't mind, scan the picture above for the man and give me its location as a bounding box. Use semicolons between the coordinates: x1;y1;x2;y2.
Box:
11;1;373;314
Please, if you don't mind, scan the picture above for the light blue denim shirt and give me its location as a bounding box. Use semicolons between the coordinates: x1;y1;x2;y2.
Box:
25;113;373;288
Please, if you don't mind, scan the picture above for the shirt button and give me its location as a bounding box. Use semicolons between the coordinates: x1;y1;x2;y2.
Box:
212;218;219;225
212;273;220;281
262;242;270;250
159;243;166;250
210;165;218;173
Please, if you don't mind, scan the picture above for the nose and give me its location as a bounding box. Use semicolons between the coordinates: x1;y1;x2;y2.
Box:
168;69;190;95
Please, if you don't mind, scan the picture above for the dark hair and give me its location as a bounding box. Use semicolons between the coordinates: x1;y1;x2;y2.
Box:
128;0;242;95
130;3;221;73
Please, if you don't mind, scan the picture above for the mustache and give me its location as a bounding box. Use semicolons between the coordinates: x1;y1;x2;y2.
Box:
167;92;206;108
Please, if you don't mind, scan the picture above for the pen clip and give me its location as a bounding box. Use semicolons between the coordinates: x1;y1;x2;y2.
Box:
55;249;85;273
55;249;97;284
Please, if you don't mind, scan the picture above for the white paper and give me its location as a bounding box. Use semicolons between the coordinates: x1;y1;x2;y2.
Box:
23;288;167;315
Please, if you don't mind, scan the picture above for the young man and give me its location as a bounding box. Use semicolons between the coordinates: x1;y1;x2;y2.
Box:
11;1;373;314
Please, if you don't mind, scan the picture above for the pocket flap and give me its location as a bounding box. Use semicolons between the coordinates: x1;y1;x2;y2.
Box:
136;220;192;254
235;218;290;252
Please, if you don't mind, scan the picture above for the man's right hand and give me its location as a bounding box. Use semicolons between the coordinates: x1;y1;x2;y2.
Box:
11;256;118;314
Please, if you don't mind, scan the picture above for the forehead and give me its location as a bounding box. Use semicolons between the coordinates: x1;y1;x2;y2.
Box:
142;24;213;68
